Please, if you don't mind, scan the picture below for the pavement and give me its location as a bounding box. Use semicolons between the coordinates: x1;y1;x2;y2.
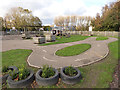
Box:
1;37;118;68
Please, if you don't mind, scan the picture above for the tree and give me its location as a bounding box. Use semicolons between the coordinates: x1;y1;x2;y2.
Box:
64;16;70;27
94;13;102;31
101;1;119;31
91;1;119;31
57;16;65;27
54;17;59;26
70;15;77;30
4;7;42;31
54;15;93;31
76;16;93;31
0;17;3;31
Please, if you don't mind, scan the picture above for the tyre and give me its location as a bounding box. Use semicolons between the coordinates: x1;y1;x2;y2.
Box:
7;69;35;88
60;66;82;85
35;68;59;86
0;66;18;84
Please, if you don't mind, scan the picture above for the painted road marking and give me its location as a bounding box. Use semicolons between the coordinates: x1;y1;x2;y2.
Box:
43;56;57;62
75;58;85;61
43;50;47;53
97;45;100;47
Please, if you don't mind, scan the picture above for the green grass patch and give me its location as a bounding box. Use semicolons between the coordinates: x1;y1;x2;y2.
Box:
55;44;91;56
1;37;119;88
76;40;119;88
96;36;108;41
39;40;119;88
39;35;91;46
2;49;39;73
2;49;32;67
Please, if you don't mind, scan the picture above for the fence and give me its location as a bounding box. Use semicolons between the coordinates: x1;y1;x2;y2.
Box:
0;31;119;37
44;31;119;37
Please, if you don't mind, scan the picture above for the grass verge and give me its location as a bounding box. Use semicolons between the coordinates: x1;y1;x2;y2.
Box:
1;49;38;72
96;36;108;41
55;44;91;56
39;35;91;46
2;49;32;67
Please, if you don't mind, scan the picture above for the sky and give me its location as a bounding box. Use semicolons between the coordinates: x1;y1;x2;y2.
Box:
0;0;117;25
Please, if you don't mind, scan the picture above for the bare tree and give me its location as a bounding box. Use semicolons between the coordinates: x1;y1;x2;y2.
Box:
64;16;70;29
70;15;77;30
54;15;93;31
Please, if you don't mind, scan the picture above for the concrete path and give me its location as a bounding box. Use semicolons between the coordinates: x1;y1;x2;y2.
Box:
2;37;118;68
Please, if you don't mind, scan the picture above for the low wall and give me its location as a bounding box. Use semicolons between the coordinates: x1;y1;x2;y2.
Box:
0;31;119;37
44;31;119;37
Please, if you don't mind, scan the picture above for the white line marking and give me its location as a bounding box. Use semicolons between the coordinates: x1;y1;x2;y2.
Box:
97;45;100;47
43;50;47;53
43;56;57;62
75;58;85;61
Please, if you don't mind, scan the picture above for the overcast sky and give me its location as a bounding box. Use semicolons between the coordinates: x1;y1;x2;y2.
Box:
0;0;117;25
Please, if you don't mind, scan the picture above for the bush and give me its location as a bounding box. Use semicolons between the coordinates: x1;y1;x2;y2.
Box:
2;66;8;73
64;66;77;76
2;66;12;75
9;65;30;81
9;70;18;80
41;65;55;78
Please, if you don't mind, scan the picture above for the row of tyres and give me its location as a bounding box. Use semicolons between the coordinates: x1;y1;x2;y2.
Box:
0;66;82;88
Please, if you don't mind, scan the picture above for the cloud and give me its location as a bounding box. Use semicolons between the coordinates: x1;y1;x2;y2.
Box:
82;6;102;17
0;0;117;25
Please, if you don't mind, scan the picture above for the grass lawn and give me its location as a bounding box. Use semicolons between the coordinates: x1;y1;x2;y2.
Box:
76;40;119;88
55;44;91;56
1;49;38;72
39;40;119;88
2;49;32;67
1;36;119;88
96;36;109;41
39;35;91;46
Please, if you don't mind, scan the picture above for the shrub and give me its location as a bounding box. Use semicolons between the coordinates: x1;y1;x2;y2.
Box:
9;65;30;81
64;66;77;76
9;70;18;80
2;66;8;73
41;65;55;78
2;66;12;75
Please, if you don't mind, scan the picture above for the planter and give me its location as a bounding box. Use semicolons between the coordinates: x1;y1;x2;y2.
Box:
33;37;45;44
7;69;35;88
35;68;59;86
60;66;82;85
0;66;18;84
45;35;56;42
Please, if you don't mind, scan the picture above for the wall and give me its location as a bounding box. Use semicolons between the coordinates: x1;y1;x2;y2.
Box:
1;31;119;37
44;31;119;37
